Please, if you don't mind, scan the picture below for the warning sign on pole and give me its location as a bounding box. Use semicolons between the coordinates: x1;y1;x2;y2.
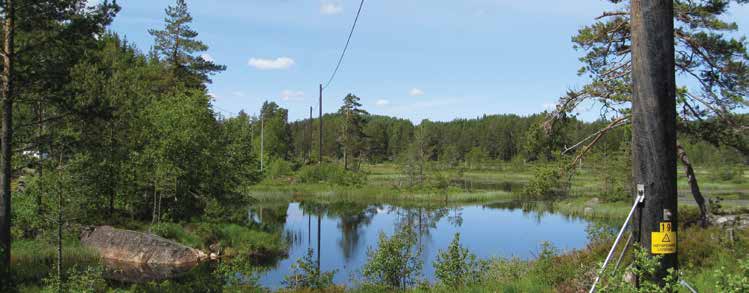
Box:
652;221;676;254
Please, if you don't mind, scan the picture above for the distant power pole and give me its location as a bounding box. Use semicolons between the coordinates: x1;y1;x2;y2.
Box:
309;106;313;163
260;114;264;172
318;84;323;164
631;0;678;283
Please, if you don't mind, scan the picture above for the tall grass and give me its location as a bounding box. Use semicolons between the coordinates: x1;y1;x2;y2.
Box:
11;238;100;285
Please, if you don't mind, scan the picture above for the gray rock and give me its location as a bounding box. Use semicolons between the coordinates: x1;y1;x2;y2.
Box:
81;226;207;266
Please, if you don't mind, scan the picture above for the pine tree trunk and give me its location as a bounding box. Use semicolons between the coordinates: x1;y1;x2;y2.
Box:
57;183;63;283
0;0;15;276
36;101;43;214
108;125;114;217
677;143;709;227
343;148;348;170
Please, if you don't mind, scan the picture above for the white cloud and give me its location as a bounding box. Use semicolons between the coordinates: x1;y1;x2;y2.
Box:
208;92;218;99
320;1;343;15
409;88;425;97
248;57;295;70
232;91;246;97
375;99;390;107
542;102;557;111
281;90;305;101
200;54;215;63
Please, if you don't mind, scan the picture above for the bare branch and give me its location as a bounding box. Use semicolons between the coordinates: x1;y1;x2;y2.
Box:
569;116;630;168
595;11;628;20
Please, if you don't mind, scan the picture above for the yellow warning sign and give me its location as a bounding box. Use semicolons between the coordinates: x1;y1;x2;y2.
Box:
652;222;676;254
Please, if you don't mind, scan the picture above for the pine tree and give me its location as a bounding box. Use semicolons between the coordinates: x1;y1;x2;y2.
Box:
549;0;748;153
149;0;225;89
338;94;369;170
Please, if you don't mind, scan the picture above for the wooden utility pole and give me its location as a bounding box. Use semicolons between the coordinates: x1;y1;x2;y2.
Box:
0;0;15;278
308;106;313;163
631;0;678;282
318;84;323;164
260;115;264;172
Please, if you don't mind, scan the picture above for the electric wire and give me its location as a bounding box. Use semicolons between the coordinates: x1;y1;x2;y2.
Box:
322;0;366;90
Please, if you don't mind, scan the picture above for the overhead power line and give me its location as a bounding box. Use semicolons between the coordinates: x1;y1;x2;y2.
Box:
322;0;366;90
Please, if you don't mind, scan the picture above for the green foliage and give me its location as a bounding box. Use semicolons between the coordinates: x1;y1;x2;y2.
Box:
588;132;632;202
40;265;107;293
361;226;423;290
338;94;370;170
465;147;489;169
267;159;293;180
434;233;487;288
568;0;749;155
713;258;749;292
258;101;293;160
215;224;287;257
522;165;568;199
297;163;364;186
399;131;430;188
597;247;680;293
430;170;450;194
530;241;561;287
148;0;225;87
213;254;260;289
11;183;45;240
150;222;202;248
283;249;337;290
709;164;746;183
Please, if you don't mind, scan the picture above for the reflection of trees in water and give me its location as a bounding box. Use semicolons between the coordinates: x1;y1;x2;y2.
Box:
448;207;464;227
483;201;549;223
247;202;289;232
392;206;449;241
333;204;379;261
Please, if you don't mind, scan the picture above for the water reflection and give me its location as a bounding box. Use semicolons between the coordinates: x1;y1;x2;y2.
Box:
102;259;198;283
257;201;593;289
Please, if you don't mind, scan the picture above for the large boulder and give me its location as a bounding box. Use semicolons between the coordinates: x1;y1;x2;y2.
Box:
81;226;207;266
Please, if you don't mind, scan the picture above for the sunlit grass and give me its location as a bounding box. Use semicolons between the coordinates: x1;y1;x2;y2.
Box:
11;238;100;284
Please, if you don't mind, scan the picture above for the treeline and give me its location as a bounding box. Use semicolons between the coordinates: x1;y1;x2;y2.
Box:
275;108;746;169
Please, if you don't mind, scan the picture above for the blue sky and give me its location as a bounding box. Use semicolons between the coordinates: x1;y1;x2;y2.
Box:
105;0;749;122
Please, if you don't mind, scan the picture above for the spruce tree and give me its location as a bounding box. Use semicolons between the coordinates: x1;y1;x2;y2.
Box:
149;0;225;88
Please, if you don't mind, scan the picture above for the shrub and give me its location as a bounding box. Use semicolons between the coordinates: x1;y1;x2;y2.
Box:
361;226;422;290
267;159;293;179
283;249;336;289
150;222;201;248
11;180;45;239
434;233;487;288
713;258;749;292
522;165;568;199
41;265;107;293
213;254;259;289
297;163;363;186
597;247;679;293
531;241;561;286
216;224;286;257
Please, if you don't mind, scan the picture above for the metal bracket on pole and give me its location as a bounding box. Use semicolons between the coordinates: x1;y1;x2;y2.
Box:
589;184;645;293
637;184;645;203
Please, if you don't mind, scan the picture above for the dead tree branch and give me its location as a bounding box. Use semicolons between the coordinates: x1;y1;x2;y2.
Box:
569;116;630;168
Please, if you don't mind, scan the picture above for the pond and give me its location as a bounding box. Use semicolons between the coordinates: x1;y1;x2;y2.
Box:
254;201;596;289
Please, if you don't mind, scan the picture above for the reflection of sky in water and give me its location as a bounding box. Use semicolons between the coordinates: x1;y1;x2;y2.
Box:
258;203;592;289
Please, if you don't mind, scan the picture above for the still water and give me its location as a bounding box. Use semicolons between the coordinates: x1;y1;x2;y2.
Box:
254;202;594;288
